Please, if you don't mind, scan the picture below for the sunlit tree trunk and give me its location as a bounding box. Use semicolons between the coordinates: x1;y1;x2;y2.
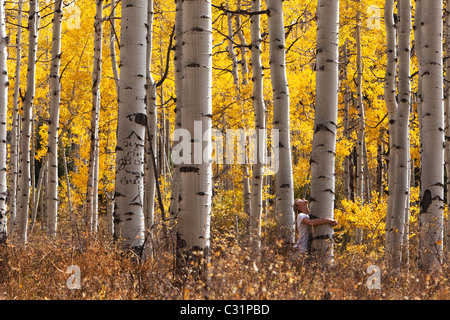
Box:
0;0;7;244
8;0;23;237
110;0;120;96
390;0;411;269
415;0;423;168
384;0;398;255
419;0;445;271
144;0;157;239
342;40;351;201
445;0;450;251
176;0;212;277
114;0;148;252
355;3;365;243
169;0;183;224
309;0;339;266
236;0;248;85
249;0;266;253
226;4;239;88
266;0;295;245
15;0;40;243
86;0;103;235
46;0;63;238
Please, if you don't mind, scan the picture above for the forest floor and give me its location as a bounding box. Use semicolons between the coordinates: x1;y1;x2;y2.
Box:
1;219;450;300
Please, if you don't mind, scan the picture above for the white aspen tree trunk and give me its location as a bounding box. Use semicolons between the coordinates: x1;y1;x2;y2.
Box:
309;0;339;265
384;0;398;255
445;0;450;251
390;0;411;269
169;0;183;224
414;0;423;257
0;0;7;244
30;155;47;231
415;0;423;171
46;0;63;238
266;0;295;245
226;4;240;88
249;0;266;253
86;0;103;234
110;0;120;96
226;4;251;232
355;4;365;244
177;0;212;276
419;0;445;271
15;0;40;243
235;0;248;85
144;0;157;238
60;140;73;223
114;0;148;252
8;0;23;236
158;57;166;177
343;40;351;201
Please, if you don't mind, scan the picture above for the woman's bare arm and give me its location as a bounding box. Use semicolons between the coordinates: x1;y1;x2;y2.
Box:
301;217;337;227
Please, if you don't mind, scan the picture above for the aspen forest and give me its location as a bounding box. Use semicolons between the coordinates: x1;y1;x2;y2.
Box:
3;0;450;303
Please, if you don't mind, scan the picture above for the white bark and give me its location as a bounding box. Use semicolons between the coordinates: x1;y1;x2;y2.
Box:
177;0;212;272
355;4;365;243
415;0;423;165
8;0;23;237
342;40;351;201
390;0;411;269
114;0;148;251
226;4;240;88
445;0;450;251
249;0;266;252
15;0;40;243
0;0;7;244
384;0;398;255
169;0;183;223
144;0;157;235
309;0;339;265
46;0;63;237
266;0;295;245
235;0;248;85
419;0;445;271
109;0;120;97
86;0;103;235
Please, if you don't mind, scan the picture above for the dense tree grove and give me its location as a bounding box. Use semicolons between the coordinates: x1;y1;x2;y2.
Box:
2;0;450;300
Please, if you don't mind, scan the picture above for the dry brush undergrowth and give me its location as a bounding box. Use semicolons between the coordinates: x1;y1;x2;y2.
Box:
1;218;450;300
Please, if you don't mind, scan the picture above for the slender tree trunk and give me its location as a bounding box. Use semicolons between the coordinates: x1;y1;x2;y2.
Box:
144;0;157;242
169;0;183;224
30;156;47;231
0;0;7;244
176;0;212;278
445;0;450;251
236;0;248;85
419;0;445;271
60;140;73;222
309;0;339;266
15;0;40;243
355;3;365;244
390;0;411;269
8;0;23;237
46;0;63;238
110;0;120;96
415;0;423;177
266;0;295;245
249;0;266;253
226;4;239;88
114;0;148;252
384;0;398;255
342;40;351;201
86;0;103;235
